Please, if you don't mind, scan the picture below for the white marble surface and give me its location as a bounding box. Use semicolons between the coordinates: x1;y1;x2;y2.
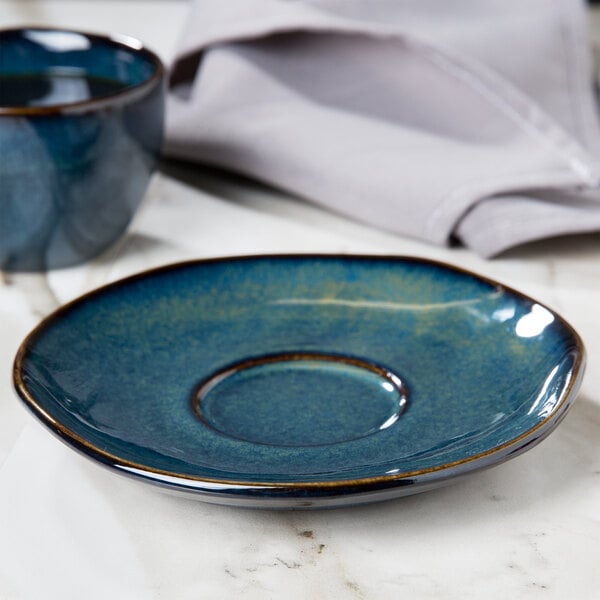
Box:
1;2;599;598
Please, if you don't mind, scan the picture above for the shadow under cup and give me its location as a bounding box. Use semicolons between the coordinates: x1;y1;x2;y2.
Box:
0;28;165;271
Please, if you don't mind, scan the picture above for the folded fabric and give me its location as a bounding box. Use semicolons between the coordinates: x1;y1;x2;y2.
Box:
165;0;600;257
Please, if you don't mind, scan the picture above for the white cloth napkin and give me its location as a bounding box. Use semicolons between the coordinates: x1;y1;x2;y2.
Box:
165;0;600;257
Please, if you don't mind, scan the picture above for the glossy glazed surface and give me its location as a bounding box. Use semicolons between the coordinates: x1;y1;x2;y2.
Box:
14;255;584;507
0;28;164;271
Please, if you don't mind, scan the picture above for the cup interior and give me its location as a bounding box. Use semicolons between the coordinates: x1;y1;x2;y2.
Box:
0;28;161;109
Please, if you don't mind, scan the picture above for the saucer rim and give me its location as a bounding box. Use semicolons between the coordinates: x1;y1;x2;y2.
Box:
12;253;586;496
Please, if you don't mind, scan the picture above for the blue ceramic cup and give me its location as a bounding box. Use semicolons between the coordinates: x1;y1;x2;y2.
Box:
0;28;165;271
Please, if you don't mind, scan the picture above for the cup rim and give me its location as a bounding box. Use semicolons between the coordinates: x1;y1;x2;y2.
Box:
0;26;165;117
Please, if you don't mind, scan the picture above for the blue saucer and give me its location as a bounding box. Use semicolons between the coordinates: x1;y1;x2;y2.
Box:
13;255;585;508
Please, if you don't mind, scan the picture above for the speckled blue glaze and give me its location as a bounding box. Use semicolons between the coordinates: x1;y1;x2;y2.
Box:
14;256;585;508
0;28;164;271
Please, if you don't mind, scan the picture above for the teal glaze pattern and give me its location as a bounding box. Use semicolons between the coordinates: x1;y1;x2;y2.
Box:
14;256;585;508
194;353;407;446
0;28;164;271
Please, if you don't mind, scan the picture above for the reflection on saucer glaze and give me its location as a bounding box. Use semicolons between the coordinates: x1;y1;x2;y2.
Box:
13;255;585;508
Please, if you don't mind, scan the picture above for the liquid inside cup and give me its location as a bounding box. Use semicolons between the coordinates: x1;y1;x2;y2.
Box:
0;29;160;111
0;69;130;107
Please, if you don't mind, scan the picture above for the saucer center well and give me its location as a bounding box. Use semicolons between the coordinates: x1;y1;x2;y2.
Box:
192;353;408;447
